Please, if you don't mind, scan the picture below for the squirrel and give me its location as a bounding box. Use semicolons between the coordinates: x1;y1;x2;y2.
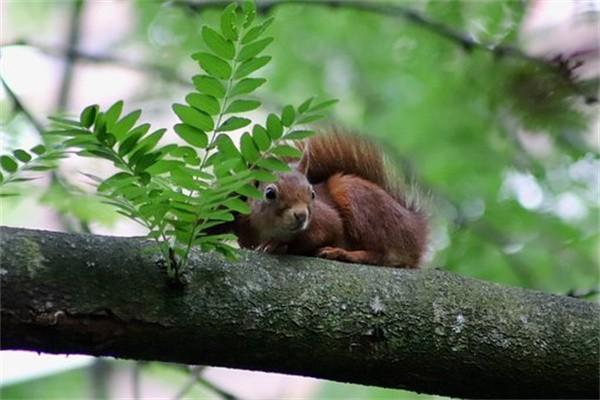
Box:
214;128;428;268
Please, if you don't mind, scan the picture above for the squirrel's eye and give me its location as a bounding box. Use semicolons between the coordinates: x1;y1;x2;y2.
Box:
265;186;277;200
311;190;316;200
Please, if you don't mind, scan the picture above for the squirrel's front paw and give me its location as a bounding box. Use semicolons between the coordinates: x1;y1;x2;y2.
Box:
317;246;346;260
256;241;288;254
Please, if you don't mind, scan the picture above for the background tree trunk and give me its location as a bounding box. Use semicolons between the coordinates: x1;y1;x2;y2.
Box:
1;226;598;399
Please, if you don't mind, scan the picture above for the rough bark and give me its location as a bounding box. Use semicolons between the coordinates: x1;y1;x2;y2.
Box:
1;226;598;399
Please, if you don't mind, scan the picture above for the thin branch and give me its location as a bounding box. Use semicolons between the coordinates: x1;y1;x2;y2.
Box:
1;77;45;133
567;287;600;299
2;41;192;87
174;0;596;102
174;0;536;60
174;366;239;400
56;0;85;111
132;361;143;400
88;358;112;400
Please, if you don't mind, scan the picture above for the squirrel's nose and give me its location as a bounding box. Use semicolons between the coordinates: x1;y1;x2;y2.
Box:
293;211;307;224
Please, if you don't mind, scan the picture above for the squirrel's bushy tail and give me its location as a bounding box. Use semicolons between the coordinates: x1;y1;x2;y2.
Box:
298;127;422;213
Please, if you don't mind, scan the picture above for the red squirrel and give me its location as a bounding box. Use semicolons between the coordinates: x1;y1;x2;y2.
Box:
219;129;428;268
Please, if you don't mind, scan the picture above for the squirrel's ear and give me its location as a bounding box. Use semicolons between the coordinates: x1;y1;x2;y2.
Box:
296;143;310;176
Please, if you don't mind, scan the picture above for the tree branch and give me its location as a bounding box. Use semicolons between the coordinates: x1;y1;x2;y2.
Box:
174;0;596;103
1;226;598;398
173;1;536;61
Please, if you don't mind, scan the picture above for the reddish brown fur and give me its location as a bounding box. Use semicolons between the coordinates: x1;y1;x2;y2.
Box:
225;130;428;268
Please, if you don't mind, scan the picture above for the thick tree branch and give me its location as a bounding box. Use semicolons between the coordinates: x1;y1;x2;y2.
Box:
1;226;598;399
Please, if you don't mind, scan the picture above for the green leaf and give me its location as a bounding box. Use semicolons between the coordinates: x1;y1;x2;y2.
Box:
25;165;55;171
48;116;82;127
220;3;238;41
13;149;32;162
174;123;208;148
112;110;142;141
231;78;266;96
242;0;256;28
98;172;135;192
186;93;220;115
271;144;303;158
192;75;226;98
241;17;274;44
93;113;107;137
80;105;98;128
225;99;260;114
298;98;314;113
281;105;295;127
223;197;251;214
217;117;251;132
284;130;314;140
0;156;18;173
134;151;161;174
104;100;124;128
168;146;200;165
98;133;116;148
216;134;240;158
251;169;277;182
240;132;259;163
79;149;121;164
192;52;232;80
204;210;235;222
202;26;235;60
45;128;90;136
173;103;214;131
234;56;271;79
236;183;262;200
118;125;148;157
171;167;202;191
237;37;273;62
133;128;166;154
310;99;338;112
256;157;290;172
146;160;185;175
298;114;324;124
266;113;283;139
252;124;270;151
30;145;46;155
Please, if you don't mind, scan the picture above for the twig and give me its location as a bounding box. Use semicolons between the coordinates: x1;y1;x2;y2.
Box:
173;366;239;400
1;77;45;133
174;0;596;102
35;43;191;87
567;287;600;299
132;361;143;399
2;40;192;87
175;0;536;60
57;0;85;110
88;358;112;400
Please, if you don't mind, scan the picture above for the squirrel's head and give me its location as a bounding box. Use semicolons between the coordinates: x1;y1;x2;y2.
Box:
249;162;315;241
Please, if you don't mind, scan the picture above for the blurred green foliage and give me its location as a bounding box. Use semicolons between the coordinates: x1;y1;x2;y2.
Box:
1;0;598;399
0;367;89;399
